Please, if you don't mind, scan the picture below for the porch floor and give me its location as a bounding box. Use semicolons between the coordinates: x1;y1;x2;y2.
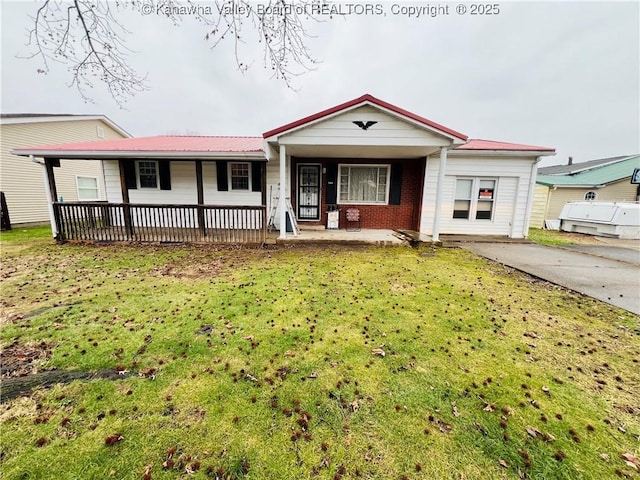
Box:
269;228;409;246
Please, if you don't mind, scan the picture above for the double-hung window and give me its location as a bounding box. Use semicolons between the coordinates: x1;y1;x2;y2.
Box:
338;165;389;204
453;178;496;220
230;162;250;191
137;160;159;189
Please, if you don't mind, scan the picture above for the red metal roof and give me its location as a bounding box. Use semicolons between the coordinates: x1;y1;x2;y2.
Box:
262;94;469;141
13;135;264;154
456;139;555;152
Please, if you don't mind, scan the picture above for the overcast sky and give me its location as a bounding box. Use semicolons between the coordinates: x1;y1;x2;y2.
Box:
1;1;638;166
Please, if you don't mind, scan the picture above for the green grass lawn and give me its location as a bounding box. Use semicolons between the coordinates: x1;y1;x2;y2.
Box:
527;228;597;246
1;228;639;479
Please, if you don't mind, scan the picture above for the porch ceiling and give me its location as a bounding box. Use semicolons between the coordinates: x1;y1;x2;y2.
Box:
280;144;441;159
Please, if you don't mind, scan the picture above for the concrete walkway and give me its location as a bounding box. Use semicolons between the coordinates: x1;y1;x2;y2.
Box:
463;243;640;315
271;228;405;246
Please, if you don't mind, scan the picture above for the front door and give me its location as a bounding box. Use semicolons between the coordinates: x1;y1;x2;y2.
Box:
297;164;321;220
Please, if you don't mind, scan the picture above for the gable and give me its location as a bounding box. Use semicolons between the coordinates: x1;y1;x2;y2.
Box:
278;105;454;148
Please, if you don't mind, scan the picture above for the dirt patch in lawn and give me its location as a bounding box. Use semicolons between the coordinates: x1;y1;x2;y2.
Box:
1;341;54;379
152;258;227;279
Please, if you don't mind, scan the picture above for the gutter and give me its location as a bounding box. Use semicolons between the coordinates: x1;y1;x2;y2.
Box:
13;150;267;160
31;155;58;238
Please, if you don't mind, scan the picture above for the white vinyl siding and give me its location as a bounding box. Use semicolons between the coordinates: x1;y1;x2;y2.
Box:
279;105;451;148
103;160;261;206
338;164;389;204
420;155;533;237
76;176;99;200
0;119;124;224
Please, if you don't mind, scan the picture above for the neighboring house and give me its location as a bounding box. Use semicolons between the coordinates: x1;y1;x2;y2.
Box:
531;154;640;228
12;94;555;243
0;114;130;226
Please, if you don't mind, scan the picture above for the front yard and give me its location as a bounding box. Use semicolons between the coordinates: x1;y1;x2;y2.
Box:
1;228;638;479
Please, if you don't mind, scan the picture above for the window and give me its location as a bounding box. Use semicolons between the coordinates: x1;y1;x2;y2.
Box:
137;160;158;189
476;179;496;220
453;178;497;221
339;165;389;204
453;179;473;219
76;176;99;200
230;162;250;190
584;191;597;201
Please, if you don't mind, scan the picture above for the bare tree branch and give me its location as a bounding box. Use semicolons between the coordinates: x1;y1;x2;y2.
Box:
22;0;323;106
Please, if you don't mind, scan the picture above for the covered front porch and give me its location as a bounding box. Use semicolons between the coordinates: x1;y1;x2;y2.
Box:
263;94;468;241
14;136;270;244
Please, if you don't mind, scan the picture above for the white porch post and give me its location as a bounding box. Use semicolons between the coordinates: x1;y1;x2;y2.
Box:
431;147;448;242
32;155;57;238
279;145;287;239
522;156;541;238
419;156;430;234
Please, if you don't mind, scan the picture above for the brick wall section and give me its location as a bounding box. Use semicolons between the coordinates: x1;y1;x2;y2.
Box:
292;158;425;231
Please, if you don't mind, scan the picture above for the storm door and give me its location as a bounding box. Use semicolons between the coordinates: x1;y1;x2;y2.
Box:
297;164;321;220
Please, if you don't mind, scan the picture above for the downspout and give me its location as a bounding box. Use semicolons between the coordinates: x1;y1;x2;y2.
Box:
431;147;448;242
279;145;287;239
522;156;541;238
32;155;57;239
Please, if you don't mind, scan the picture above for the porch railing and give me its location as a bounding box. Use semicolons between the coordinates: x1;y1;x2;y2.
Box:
53;202;267;244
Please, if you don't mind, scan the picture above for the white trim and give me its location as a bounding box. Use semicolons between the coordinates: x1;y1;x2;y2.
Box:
337;163;391;205
523;158;541;237
1;115;131;138
432;147;448;242
75;175;100;201
228;161;251;191
279;146;287;239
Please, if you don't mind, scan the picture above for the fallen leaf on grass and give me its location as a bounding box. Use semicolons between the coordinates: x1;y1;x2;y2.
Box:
371;348;385;357
616;469;636;478
451;402;460;417
498;459;509;468
473;422;488;435
525;426;541;438
104;433;124;446
483;403;495;412
600;453;610;461
621;453;639;467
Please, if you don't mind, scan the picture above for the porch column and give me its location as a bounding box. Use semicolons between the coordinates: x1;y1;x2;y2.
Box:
195;160;205;236
432;147;448;242
118;160;134;237
522;157;541;238
34;156;59;239
279;145;287;239
261;162;268;239
419;156;430;234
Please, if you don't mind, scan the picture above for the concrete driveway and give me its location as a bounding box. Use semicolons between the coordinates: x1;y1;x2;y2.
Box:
463;243;640;315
